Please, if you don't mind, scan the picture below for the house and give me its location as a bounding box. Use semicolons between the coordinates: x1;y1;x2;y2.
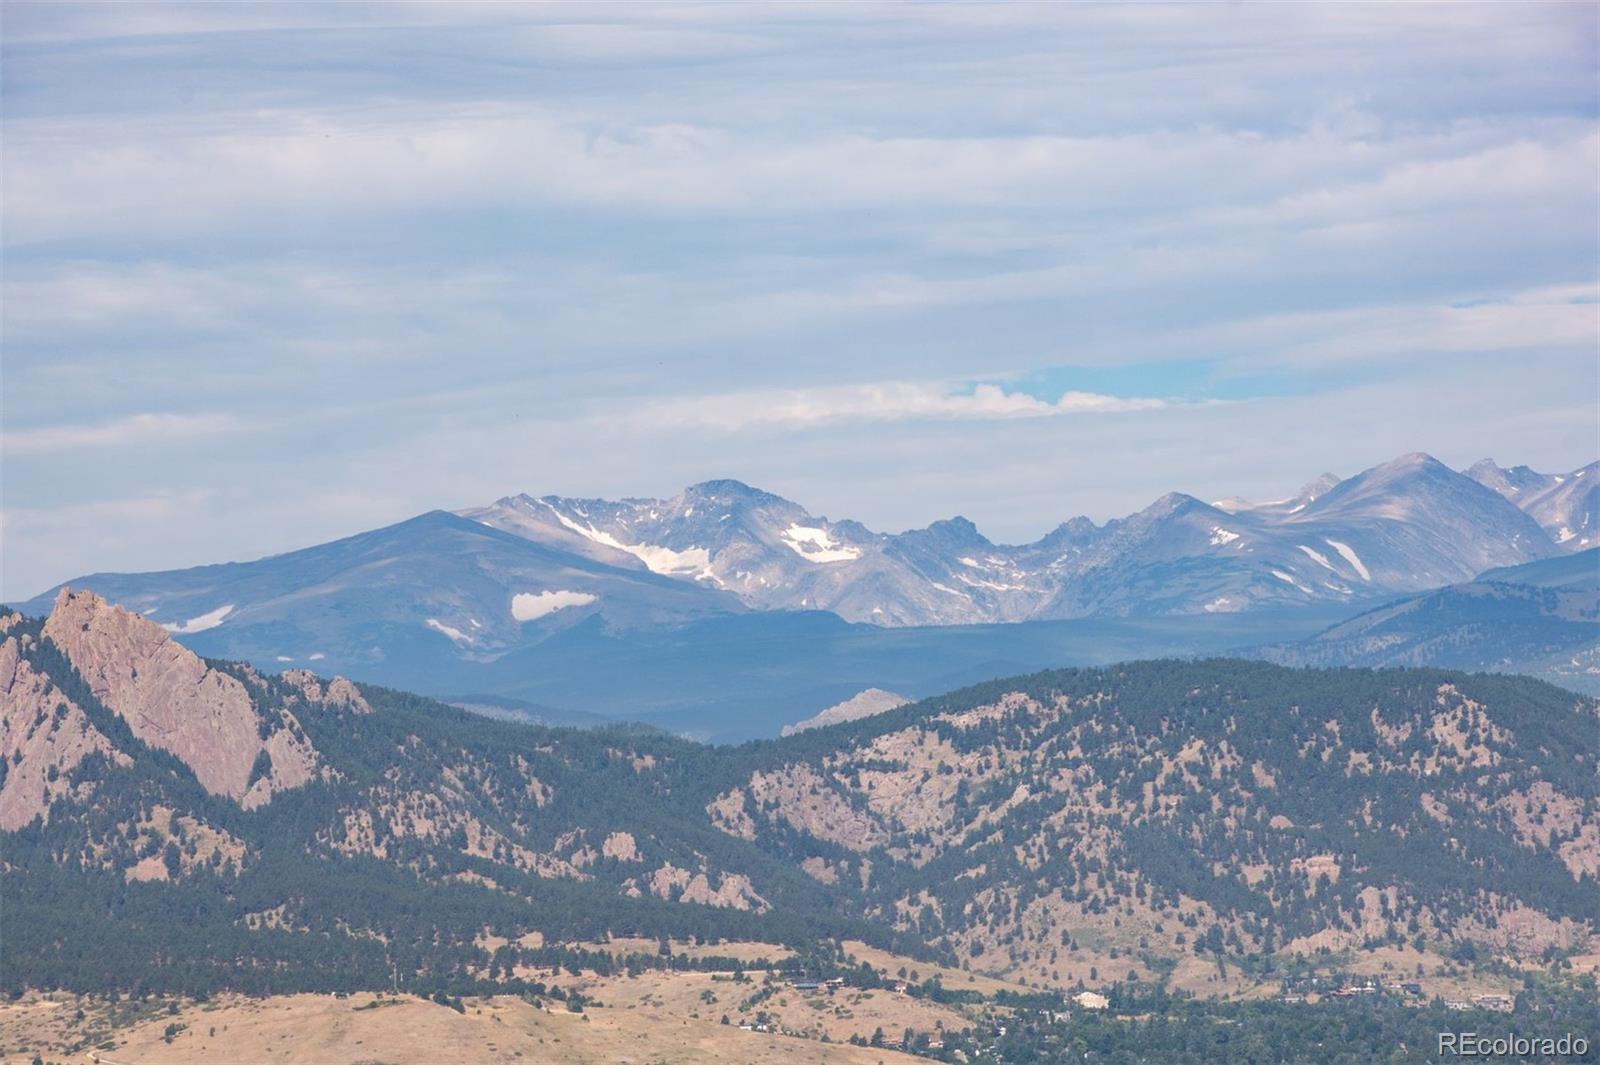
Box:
1401;982;1423;997
1073;991;1110;1010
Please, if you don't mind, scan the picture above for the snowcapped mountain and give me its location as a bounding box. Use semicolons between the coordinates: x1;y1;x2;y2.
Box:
17;511;742;691
1259;548;1600;691
460;480;974;625
1467;458;1599;551
466;452;1564;625
18;452;1585;672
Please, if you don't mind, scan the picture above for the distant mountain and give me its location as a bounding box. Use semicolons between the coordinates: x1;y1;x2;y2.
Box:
467;452;1561;625
1467;458;1599;550
18;510;741;693
15;453;1587;724
1259;548;1600;691
780;688;909;737
6;592;1596;1001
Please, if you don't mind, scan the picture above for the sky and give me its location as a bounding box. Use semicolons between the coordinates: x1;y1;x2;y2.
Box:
3;2;1598;600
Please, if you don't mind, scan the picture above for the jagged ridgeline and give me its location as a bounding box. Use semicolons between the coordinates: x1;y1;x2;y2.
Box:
2;591;1596;997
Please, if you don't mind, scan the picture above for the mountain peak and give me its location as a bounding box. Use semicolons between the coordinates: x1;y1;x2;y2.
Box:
683;479;785;506
1295;472;1342;502
1378;451;1446;474
1142;491;1209;516
926;515;987;541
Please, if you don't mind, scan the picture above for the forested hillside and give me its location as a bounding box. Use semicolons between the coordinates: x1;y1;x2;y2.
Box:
703;661;1599;989
3;591;1596;1002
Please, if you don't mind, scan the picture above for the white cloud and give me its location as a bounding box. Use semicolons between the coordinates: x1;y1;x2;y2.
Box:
631;380;1168;432
2;412;249;454
1182;283;1600;369
1;3;1593;599
8;105;1590;244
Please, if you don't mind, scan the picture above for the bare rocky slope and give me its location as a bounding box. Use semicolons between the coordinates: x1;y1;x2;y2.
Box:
3;590;1596;998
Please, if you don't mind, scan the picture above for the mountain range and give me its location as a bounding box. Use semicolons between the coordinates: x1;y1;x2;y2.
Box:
464;453;1589;626
21;452;1592;637
13;452;1595;738
1261;548;1600;693
5;590;1596;1006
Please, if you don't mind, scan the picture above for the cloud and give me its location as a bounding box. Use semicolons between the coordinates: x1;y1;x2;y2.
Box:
1174;282;1600;370
1;3;1593;597
631;380;1168;432
2;412;249;454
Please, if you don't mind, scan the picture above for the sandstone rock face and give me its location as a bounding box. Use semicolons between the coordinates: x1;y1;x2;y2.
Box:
41;589;317;804
281;669;373;714
0;632;127;830
647;862;769;912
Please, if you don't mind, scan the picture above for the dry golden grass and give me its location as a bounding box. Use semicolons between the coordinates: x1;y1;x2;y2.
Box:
0;988;932;1065
579;967;967;1047
841;939;1029;997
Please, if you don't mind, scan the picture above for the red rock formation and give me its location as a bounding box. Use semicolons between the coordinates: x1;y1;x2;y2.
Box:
40;588;317;805
0;629;127;829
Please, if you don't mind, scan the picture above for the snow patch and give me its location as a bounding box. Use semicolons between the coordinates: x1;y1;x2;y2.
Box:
1271;570;1312;594
957;573;1026;592
542;501;713;576
626;543;714;577
1323;539;1371;581
1297;545;1335;571
929;580;972;600
511;590;598;621
1203;596;1241;613
780;524;862;563
1557;526;1575;544
1209;527;1240;546
426;618;471;642
161;604;233;634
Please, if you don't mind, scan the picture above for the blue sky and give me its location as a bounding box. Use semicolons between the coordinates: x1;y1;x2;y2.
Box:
3;2;1597;599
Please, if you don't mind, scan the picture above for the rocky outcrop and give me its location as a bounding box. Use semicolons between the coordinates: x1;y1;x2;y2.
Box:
781;688;909;736
40;589;317;804
281;669;373;714
647;862;769;912
601;831;642;862
0;630;128;829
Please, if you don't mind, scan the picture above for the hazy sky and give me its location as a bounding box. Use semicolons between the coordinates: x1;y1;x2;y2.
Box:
3;2;1597;599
